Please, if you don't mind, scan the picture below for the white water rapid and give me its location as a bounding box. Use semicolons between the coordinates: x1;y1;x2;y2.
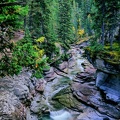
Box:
50;109;73;120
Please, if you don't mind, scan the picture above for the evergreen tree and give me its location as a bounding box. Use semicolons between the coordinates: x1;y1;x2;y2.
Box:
76;0;93;36
0;0;28;76
91;0;120;46
58;0;74;51
71;1;80;40
27;0;59;58
27;0;42;38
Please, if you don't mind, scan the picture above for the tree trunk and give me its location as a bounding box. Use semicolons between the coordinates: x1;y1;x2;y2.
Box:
110;25;114;49
118;24;120;43
101;21;105;45
101;0;105;45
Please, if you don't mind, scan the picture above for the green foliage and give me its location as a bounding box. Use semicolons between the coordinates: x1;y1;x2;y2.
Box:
0;1;28;28
61;53;70;61
27;0;59;59
99;42;120;64
75;0;93;36
0;0;29;76
85;41;120;64
89;40;104;52
58;0;74;51
3;0;119;77
91;0;120;45
0;36;49;78
33;57;50;78
85;0;120;65
104;42;120;51
12;38;49;78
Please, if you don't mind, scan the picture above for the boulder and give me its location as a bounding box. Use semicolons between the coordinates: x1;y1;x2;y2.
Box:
14;84;29;100
96;71;108;87
44;67;57;82
0;69;38;120
52;86;85;111
59;61;68;70
30;94;49;114
76;108;112;120
72;81;120;119
35;79;46;93
26;109;38;120
94;59;119;74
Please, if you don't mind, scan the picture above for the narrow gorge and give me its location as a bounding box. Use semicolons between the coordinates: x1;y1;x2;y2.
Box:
0;42;120;120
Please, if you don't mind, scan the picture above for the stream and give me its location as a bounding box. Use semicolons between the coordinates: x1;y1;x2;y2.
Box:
0;44;119;120
38;45;114;120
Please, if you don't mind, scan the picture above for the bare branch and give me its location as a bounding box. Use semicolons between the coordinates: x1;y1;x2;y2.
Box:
0;2;26;7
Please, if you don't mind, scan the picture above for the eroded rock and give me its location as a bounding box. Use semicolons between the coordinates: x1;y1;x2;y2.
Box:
96;71;108;87
72;79;120;119
0;91;26;120
14;84;29;99
86;53;120;104
35;79;46;93
30;94;49;114
52;86;86;112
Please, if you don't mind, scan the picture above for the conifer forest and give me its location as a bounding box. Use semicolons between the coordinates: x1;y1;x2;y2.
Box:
0;0;120;120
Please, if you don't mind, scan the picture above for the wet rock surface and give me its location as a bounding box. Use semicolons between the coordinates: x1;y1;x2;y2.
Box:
86;52;120;104
0;44;120;120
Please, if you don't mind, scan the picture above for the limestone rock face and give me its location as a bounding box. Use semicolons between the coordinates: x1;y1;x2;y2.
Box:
72;71;120;119
0;70;37;120
26;109;38;120
96;71;108;86
94;58;119;74
86;54;120;104
72;81;120;119
30;95;42;113
0;44;119;120
0;91;26;120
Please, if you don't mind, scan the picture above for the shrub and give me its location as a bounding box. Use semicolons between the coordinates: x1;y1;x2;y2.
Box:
0;37;49;78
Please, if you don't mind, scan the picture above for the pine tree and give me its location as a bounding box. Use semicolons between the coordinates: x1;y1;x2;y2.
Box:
58;0;74;51
27;0;59;58
92;0;120;46
71;1;80;40
0;0;28;56
76;0;93;36
0;0;28;76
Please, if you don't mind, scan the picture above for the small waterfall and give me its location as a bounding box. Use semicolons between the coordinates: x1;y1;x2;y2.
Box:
76;59;85;72
45;97;54;110
50;109;73;120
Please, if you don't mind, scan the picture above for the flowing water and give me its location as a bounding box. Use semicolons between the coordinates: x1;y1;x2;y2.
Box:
40;109;73;120
38;46;115;120
50;109;73;120
39;46;86;120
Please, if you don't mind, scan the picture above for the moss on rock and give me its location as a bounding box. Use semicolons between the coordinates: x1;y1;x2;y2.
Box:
52;86;83;110
85;42;120;65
